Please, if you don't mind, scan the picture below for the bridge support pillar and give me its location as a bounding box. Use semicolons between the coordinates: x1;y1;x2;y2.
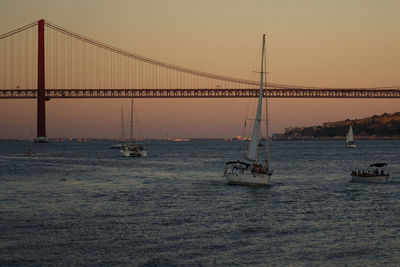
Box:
35;19;48;143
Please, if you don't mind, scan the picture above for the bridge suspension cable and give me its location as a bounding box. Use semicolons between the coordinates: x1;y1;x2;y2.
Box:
0;19;400;92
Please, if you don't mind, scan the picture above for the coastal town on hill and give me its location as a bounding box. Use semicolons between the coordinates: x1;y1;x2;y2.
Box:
273;112;400;140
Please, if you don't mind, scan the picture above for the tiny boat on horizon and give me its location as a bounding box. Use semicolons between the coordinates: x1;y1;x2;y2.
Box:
346;124;356;148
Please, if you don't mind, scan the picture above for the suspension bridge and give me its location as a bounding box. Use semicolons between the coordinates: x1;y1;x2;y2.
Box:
1;19;399;141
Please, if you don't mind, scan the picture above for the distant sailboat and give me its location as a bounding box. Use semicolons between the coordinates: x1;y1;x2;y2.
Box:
346;124;356;148
223;34;272;186
120;99;147;157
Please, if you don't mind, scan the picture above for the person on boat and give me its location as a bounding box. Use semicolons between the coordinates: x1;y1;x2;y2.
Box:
233;163;244;173
233;164;239;171
381;169;384;175
265;160;269;173
251;164;258;173
251;163;267;174
252;164;260;174
375;168;379;175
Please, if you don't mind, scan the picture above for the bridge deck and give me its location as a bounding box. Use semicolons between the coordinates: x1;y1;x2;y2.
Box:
1;88;400;99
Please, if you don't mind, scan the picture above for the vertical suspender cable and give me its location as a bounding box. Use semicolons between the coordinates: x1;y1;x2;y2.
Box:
11;36;14;89
25;29;28;89
18;33;21;89
3;36;6;88
61;32;63;89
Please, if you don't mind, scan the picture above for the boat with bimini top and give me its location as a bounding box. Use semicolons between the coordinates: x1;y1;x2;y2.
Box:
351;163;389;183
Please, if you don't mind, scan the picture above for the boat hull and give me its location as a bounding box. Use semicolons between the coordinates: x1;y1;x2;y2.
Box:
120;150;147;157
34;136;48;143
110;143;125;149
346;143;356;148
224;172;271;186
351;175;389;183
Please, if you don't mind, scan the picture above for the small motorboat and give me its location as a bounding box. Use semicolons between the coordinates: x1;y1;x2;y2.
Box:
351;163;389;183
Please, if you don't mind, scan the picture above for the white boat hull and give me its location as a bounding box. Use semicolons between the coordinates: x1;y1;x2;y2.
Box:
34;136;48;143
224;172;271;186
351;175;389;183
120;150;147;157
110;143;125;149
346;143;356;148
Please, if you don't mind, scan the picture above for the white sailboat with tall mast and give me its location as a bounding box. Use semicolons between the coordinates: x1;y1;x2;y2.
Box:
346;124;356;148
120;99;147;157
223;34;272;186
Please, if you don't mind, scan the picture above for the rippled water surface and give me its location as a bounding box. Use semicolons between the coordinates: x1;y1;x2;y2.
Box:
1;140;400;266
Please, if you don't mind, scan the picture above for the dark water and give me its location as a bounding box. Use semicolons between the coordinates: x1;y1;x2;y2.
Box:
1;140;400;266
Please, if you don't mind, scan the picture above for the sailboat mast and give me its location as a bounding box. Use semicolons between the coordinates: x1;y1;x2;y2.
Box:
130;98;133;142
264;36;269;163
121;106;124;140
257;34;266;163
246;34;266;163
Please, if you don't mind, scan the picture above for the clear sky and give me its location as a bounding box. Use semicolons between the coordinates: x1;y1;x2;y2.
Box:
0;0;399;138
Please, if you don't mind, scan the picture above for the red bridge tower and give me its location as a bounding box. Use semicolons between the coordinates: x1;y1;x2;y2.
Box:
35;19;48;143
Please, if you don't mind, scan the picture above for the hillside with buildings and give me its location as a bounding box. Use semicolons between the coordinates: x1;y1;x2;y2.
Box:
274;112;400;140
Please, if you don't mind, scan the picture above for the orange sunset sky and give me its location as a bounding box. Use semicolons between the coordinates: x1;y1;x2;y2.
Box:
0;0;399;138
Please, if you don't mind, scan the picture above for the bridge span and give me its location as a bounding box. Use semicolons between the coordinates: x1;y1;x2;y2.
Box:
1;88;400;99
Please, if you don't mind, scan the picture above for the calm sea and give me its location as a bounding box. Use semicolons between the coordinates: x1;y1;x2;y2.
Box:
1;140;400;266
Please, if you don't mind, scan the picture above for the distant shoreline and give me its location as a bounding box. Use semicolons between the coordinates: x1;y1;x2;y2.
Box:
1;137;400;142
272;136;400;141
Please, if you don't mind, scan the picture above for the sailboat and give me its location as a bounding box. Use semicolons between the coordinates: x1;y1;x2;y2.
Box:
223;34;273;186
110;106;126;149
120;99;147;157
346;124;356;148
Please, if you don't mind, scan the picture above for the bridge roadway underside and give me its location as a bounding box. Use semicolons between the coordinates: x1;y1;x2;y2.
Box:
1;88;400;99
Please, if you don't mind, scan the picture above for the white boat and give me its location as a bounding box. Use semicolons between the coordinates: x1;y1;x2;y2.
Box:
120;143;147;157
223;34;272;186
351;163;389;183
120;99;147;157
346;124;356;148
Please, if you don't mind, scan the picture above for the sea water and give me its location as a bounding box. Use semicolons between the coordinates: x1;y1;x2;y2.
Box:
0;140;400;266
